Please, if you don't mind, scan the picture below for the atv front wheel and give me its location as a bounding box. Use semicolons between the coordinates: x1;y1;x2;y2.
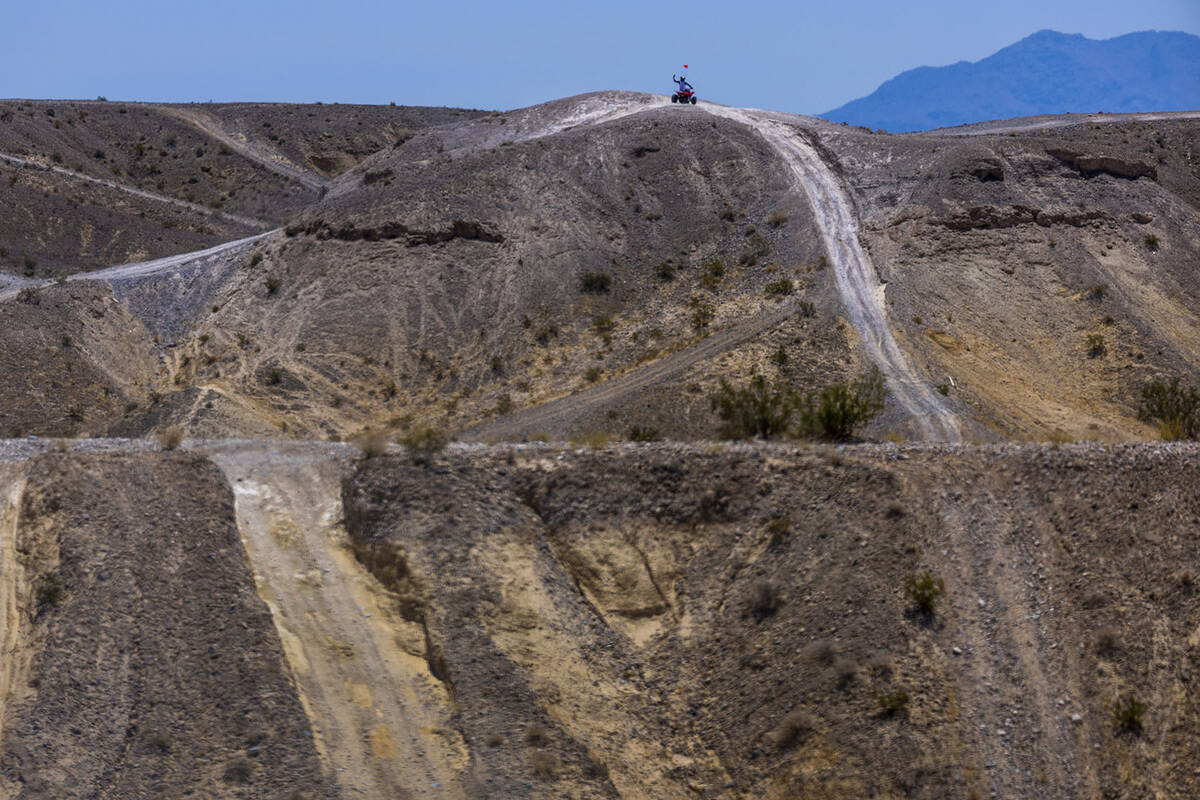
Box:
689;96;697;105
671;95;678;103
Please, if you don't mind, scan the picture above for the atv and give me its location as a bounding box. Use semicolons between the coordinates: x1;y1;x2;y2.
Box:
671;90;697;105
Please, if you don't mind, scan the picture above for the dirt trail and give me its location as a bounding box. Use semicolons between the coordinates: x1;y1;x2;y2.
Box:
462;297;801;441
0;469;26;750
0;231;274;303
208;443;468;800
926;109;1200;136
156;106;328;191
0;151;268;228
937;495;1086;799
704;105;961;442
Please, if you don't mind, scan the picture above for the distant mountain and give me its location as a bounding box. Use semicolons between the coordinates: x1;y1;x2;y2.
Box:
821;30;1200;132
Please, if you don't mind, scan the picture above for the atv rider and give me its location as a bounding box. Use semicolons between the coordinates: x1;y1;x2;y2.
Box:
673;74;693;95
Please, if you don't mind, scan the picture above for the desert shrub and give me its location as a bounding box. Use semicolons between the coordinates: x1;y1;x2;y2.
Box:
524;724;550;746
223;757;253;784
355;430;391;458
698;259;725;291
247;251;263;268
655;261;676;280
266;368;282;385
1112;694;1146;734
770;345;789;368
794;367;887;441
903;571;946;614
529;750;560;779
1095;627;1121;658
767;209;789;228
643;209;663;220
1137;377;1200;440
142;728;172;753
626;424;661;442
579;271;611;294
584;366;603;383
534;323;559;345
1143;233;1160;251
1086;333;1107;358
875;687;910;717
738;234;771;267
797;300;816;318
688;295;715;332
719;206;737;221
769;710;813;750
764;279;793;297
833;658;858;688
765;516;792;547
936;382;951;396
485;733;506;747
710;375;797;440
1086;283;1108;302
400;426;447;462
35;573;63;609
157;426;185;451
265;276;282;295
749;579;781;618
592;315;615;335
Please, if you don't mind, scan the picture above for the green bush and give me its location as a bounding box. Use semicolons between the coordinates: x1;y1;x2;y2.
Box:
1086;333;1106;358
875;688;910;717
794;367;887;440
710;375;797;440
903;571;946;614
1112;694;1146;734
626;424;661;442
1137;377;1200;440
655;261;675;280
765;279;793;297
1143;233;1160;252
400;426;447;463
579;271;612;293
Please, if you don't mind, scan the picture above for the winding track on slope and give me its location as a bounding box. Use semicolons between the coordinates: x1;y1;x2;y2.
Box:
704;104;962;442
155;106;329;191
0;151;268;228
0;231;275;303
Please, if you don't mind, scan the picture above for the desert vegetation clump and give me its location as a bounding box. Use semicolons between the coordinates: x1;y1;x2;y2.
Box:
794;367;887;441
710;375;796;440
356;430;391;458
698;259;725;291
875;687;910;717
764;278;793;297
579;271;612;294
1137;376;1200;440
769;710;813;750
1086;333;1107;358
903;571;946;615
767;209;789;228
528;750;561;779
1112;694;1146;735
400;426;448;463
1143;233;1160;251
625;424;661;442
265;276;282;295
35;572;64;610
655;261;676;280
156;425;185;451
749;579;782;619
688;295;715;332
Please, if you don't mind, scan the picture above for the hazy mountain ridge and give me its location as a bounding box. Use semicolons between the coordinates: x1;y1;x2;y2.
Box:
822;30;1200;132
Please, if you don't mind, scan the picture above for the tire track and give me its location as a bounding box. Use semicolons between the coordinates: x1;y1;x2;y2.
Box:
461;298;800;442
704;105;961;442
0;151;268;228
156;106;329;191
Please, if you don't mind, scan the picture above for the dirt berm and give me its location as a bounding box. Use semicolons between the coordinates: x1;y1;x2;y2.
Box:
0;452;335;799
344;442;1200;799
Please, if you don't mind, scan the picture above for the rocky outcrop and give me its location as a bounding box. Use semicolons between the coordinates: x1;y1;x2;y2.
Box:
930;204;1110;230
1046;147;1157;180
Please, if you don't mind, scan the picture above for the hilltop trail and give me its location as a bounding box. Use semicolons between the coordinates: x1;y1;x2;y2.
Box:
0;151;268;228
209;443;468;800
156;106;329;191
703;105;962;442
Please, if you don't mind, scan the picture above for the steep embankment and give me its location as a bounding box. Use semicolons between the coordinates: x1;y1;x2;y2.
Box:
0;452;336;798
344;441;1200;800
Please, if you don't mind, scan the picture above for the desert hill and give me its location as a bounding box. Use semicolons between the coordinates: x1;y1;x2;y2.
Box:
823;30;1200;133
1;90;1200;798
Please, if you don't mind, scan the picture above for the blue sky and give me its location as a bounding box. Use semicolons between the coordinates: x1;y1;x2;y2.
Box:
3;0;1197;113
